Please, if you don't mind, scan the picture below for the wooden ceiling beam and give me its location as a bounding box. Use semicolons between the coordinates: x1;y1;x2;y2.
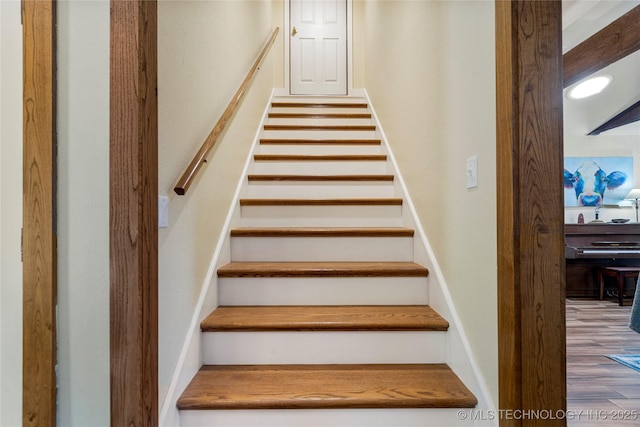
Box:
589;99;640;135
563;5;640;88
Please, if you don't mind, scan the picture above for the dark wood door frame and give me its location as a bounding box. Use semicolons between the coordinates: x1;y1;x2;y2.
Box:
22;1;57;426
496;2;566;426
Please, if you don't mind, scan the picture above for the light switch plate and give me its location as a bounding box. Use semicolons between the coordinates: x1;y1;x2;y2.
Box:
466;155;478;189
158;196;169;228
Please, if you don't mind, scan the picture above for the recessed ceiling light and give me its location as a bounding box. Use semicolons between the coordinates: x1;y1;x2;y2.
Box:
568;75;612;99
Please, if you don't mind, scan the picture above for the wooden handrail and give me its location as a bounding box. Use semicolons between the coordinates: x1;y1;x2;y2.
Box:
174;27;280;195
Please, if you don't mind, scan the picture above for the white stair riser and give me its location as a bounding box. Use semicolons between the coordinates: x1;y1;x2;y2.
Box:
251;161;388;174
257;143;381;155
262;130;377;140
267;118;373;126
180;409;481;427
272;96;366;104
219;276;429;306
202;331;446;365
230;236;413;262
269;106;370;114
243;182;395;198
240;204;403;227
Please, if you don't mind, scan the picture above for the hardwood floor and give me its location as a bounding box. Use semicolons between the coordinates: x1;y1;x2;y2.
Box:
566;298;640;426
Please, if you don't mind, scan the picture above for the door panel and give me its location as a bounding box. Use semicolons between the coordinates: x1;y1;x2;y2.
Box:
291;0;347;95
300;38;316;82
324;38;339;81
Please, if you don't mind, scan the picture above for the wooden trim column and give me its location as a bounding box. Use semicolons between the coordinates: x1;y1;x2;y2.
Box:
110;1;158;426
496;1;566;426
22;1;57;425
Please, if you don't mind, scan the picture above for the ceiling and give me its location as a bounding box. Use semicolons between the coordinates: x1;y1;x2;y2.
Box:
562;0;640;137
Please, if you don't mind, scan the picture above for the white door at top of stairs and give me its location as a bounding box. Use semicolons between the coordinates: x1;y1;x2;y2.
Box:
290;0;347;96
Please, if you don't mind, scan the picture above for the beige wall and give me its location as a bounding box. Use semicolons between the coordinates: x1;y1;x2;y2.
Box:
158;0;280;406
352;0;365;88
272;0;286;88
359;0;498;402
0;1;23;425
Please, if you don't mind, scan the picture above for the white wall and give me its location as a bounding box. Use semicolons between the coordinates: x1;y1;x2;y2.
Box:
157;0;280;406
57;1;111;425
359;0;498;403
0;1;23;426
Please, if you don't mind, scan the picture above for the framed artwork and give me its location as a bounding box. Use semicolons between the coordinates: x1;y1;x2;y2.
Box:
564;157;633;207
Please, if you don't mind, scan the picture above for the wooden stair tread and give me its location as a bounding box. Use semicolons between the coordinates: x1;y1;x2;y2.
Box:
230;227;413;237
239;198;402;206
247;174;394;182
254;154;386;161
268;113;371;119
217;261;428;277
264;124;376;131
260;138;381;145
177;364;477;410
201;305;448;332
271;102;368;108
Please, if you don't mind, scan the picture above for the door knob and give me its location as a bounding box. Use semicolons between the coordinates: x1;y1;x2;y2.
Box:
291;26;298;37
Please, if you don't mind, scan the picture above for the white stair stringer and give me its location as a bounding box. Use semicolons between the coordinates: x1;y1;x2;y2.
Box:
161;90;496;427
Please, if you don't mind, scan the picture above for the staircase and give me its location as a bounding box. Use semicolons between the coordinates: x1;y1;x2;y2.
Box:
174;94;478;426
